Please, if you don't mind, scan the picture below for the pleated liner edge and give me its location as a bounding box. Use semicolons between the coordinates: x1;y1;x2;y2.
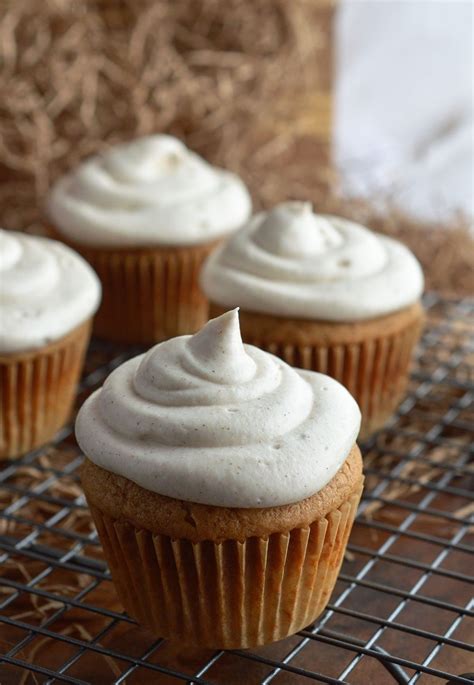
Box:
68;240;221;344
0;320;91;459
89;485;362;649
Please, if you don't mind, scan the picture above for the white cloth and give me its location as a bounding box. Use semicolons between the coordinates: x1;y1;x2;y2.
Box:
335;0;474;228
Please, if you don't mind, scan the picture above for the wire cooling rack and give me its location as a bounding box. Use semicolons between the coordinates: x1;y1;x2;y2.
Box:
0;293;472;685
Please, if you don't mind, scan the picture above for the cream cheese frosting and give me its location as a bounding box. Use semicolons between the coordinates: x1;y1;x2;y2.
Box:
0;230;101;353
76;309;361;508
201;202;424;321
47;135;252;247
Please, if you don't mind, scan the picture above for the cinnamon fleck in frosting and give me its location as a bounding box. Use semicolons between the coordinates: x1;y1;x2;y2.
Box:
48;135;251;247
201;201;424;321
76;309;361;508
0;229;100;353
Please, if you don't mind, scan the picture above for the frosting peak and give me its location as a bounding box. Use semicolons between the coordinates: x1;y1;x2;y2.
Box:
201;203;424;321
76;310;361;508
256;201;343;258
0;230;22;270
0;230;101;353
103;135;190;183
186;308;256;384
47;135;252;247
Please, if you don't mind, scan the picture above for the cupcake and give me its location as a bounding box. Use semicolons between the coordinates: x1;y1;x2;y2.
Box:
201;202;425;437
47;135;251;344
0;229;101;459
77;309;363;648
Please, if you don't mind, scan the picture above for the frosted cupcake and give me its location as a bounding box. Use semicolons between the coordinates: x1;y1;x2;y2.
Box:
47;135;251;343
0;230;101;458
77;309;363;648
201;202;425;437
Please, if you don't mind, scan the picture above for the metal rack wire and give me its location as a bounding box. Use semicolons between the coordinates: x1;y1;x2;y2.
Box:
0;293;472;684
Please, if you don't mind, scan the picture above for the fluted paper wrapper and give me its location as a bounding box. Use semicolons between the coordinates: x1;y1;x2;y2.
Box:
0;321;91;459
68;240;220;344
89;488;361;649
210;304;424;438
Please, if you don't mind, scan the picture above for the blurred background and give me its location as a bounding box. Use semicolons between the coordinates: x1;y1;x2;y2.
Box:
336;1;473;227
1;0;473;293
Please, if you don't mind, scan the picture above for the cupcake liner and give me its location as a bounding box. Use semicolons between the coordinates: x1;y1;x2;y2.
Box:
210;304;424;438
0;321;91;459
61;239;220;344
89;486;362;649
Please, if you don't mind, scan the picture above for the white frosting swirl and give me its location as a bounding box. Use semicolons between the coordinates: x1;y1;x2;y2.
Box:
76;310;360;508
201;202;424;320
0;230;101;353
47;135;252;247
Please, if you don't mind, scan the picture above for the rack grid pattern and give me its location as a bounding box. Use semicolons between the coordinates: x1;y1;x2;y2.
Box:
0;294;472;684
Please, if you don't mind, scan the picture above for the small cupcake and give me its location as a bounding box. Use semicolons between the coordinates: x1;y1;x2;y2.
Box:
47;135;251;343
77;309;363;648
201;202;425;438
0;229;101;459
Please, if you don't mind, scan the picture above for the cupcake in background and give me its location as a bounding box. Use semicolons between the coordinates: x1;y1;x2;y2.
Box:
77;309;363;648
201;202;424;437
0;229;101;459
47;135;251;343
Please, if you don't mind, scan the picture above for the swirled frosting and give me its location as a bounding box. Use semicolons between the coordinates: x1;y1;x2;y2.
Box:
0;230;101;353
47;135;252;247
76;309;360;508
201;202;424;320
